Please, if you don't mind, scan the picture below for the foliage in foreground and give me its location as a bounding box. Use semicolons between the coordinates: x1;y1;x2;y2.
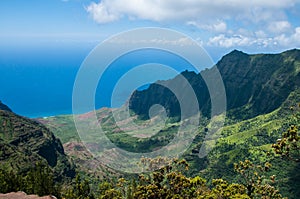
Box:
0;162;61;197
90;158;282;199
272;103;300;162
0;157;285;199
1;103;299;198
62;103;300;199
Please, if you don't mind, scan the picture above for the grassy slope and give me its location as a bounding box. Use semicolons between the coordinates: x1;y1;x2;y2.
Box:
194;91;300;198
37;91;300;198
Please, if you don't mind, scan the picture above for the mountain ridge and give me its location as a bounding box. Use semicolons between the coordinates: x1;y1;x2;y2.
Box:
36;48;300;198
0;101;12;112
129;49;300;120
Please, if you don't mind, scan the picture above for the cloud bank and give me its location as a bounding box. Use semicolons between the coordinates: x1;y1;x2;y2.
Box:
86;0;300;48
86;0;296;23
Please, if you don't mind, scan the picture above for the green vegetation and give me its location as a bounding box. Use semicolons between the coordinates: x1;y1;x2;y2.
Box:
36;95;300;198
0;162;60;197
0;101;12;112
196;93;300;198
0;108;75;196
272;103;300;162
37;114;80;144
64;174;95;199
1;49;300;198
62;157;288;198
130;49;300;121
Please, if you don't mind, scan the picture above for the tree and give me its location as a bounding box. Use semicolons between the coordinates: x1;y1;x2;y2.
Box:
63;174;94;199
210;179;250;199
133;158;209;198
272;104;300;162
24;162;60;197
0;169;22;193
234;159;284;199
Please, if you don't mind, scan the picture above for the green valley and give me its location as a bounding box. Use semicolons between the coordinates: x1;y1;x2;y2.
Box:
1;49;300;198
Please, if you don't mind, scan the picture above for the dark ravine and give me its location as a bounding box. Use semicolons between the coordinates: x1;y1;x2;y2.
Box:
129;49;300;120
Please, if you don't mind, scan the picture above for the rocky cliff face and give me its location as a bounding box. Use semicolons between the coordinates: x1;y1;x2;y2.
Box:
129;49;300;120
0;103;75;180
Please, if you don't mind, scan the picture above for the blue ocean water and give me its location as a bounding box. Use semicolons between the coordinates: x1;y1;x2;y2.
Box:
0;43;88;118
0;43;198;118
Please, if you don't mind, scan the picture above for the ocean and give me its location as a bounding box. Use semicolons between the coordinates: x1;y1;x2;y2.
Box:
0;42;198;118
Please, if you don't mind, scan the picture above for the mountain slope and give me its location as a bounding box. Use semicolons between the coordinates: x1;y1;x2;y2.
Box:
0;101;12;112
195;90;300;198
129;49;300;120
38;49;300;198
0;103;75;180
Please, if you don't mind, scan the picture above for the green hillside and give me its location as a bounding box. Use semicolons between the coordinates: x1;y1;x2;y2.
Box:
37;49;300;198
1;49;299;198
37;91;300;198
129;49;300;120
0;107;75;181
196;91;300;198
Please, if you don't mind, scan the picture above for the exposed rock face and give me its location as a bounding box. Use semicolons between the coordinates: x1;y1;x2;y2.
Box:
0;103;75;180
0;192;56;199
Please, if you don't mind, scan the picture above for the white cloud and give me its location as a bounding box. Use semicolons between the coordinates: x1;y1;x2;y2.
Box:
107;37;196;46
207;27;300;48
208;34;253;48
268;21;292;33
86;0;298;24
255;30;267;38
86;1;120;23
187;21;227;32
86;0;300;50
273;27;300;46
213;22;227;32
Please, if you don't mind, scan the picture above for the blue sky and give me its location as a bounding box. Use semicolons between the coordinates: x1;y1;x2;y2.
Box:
1;0;300;62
